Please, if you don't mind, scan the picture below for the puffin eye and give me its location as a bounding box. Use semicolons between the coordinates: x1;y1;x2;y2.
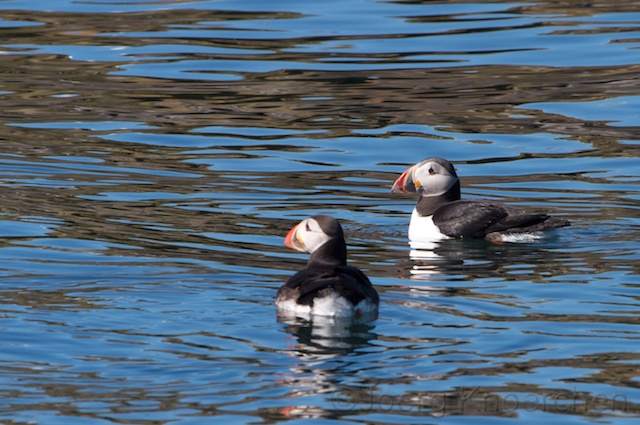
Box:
428;168;435;175
305;223;311;231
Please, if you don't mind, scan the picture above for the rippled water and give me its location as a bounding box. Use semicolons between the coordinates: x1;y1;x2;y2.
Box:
1;0;639;423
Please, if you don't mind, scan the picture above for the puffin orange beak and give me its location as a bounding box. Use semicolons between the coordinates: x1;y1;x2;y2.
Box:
283;222;306;252
391;166;415;194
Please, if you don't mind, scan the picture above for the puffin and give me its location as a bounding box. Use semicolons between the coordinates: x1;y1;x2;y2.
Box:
276;215;379;318
391;157;569;243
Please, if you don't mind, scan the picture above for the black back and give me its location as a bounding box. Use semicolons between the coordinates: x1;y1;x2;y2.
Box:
277;266;379;307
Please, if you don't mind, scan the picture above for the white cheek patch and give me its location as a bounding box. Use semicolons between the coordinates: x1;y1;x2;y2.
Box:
422;174;457;196
414;163;457;197
297;218;332;254
301;230;331;253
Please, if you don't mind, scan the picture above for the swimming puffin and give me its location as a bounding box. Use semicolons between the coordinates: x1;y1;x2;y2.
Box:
391;157;569;243
276;215;379;318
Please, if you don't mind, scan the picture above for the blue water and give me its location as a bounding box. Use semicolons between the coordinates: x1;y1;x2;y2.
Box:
0;0;639;423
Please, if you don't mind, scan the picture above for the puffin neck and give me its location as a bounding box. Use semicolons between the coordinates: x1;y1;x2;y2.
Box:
415;180;461;216
306;237;347;268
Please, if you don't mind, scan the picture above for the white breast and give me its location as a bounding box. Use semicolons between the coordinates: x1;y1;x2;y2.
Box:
408;208;450;247
277;293;377;319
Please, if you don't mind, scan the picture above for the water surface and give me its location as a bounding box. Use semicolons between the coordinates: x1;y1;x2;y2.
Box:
0;0;639;424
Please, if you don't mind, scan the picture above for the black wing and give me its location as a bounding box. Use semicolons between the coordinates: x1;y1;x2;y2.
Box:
278;266;378;306
433;200;508;238
484;206;551;234
433;200;553;238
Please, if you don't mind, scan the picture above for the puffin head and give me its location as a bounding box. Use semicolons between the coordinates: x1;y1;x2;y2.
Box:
391;157;459;197
284;215;344;254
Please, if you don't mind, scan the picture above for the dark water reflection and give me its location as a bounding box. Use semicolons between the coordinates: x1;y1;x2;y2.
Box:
1;0;639;424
